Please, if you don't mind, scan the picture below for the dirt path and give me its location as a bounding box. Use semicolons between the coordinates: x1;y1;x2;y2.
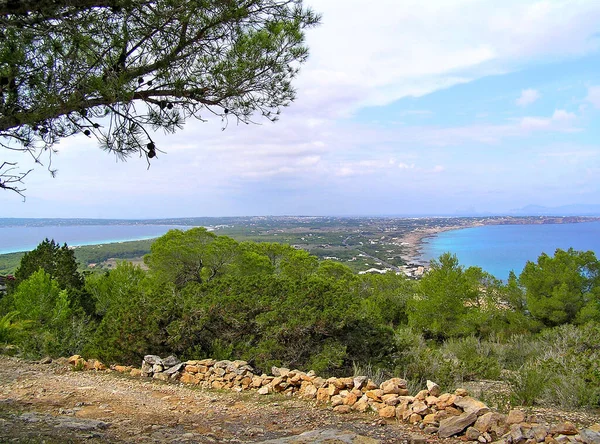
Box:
0;356;438;443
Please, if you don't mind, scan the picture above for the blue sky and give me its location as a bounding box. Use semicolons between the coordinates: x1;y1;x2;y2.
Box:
3;0;600;218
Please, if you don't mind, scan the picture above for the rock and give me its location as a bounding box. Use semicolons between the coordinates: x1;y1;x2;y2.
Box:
255;428;381;444
580;428;600;444
55;417;109;431
152;363;164;373
141;361;152;373
213;360;231;369
130;368;142;377
153;372;169;381
409;413;422;424
379;405;396;419
344;392;358;406
143;355;163;365
467;426;482;441
365;389;384;401
164;363;184;375
411;435;427;444
68;355;81;364
354;376;368;390
531;425;549;443
412;400;429;415
300;383;318;399
93;360;106;371
365;380;379;391
382;394;400;406
40;356;52;364
271;366;290;377
327;384;340;397
453;396;490;416
316;387;330;402
455;388;469;396
438;411;478;438
257;386;270;395
380;378;407;395
507;410;526;425
424;426;439;435
427;380;441;397
331;395;344;407
353;400;370;413
415;389;429;400
551;423;578;436
425;395;439;406
474;412;508;438
510;424;527;444
423;414;438;425
333;405;352;414
162;355;180;367
113;365;130;373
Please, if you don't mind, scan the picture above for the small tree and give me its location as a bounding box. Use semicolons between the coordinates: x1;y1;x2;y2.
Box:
520;248;600;326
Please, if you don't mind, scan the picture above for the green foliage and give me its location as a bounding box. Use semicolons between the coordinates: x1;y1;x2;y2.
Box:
0;311;31;345
1;1;321;192
13;239;83;291
408;253;481;339
84;262;174;364
8;269;89;357
11;239;94;315
506;363;549;407
440;336;502;381
520;248;599;326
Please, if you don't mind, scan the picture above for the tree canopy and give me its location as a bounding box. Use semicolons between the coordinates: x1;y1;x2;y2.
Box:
0;0;319;194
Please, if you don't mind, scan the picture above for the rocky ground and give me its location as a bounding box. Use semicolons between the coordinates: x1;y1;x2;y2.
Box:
0;356;451;443
1;357;599;444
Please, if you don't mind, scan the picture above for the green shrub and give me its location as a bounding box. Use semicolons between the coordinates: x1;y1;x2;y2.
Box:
505;363;549;406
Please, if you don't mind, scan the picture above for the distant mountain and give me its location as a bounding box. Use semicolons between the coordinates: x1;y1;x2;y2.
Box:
510;204;600;216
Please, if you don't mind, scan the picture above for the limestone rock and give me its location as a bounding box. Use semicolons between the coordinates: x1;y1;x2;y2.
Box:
453;396;490;416
550;423;578;436
130;368;142;377
143;355;163;365
255;428;380;444
333;405;352;414
466;426;482;441
153;372;169;381
507;410;527;425
474;412;508;438
510;424;526;444
580;428;600;444
454;388;469;396
164;362;184;375
271;366;290;377
162;355;180;367
412;400;429;415
379;405;396;418
427;380;441;397
438;411;478;438
380;377;407;395
257;386;270;395
409;413;422;424
354;376;368;390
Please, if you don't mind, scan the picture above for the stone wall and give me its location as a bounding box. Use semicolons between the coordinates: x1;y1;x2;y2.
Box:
66;354;600;444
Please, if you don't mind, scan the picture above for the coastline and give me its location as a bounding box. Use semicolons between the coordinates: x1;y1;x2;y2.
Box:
397;223;484;265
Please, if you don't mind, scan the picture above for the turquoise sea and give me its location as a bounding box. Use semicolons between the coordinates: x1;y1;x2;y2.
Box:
0;224;191;255
419;221;600;280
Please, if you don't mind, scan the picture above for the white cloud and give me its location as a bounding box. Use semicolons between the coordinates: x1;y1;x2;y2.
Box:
586;86;600;108
516;89;541;107
299;0;600;113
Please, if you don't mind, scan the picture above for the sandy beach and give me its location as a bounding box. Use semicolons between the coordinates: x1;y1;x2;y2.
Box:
396;223;484;265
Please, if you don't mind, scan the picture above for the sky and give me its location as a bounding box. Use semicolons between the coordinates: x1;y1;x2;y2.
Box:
3;0;600;218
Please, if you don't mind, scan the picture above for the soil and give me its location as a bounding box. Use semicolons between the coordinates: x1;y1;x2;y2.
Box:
1;357;598;444
0;356;446;443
